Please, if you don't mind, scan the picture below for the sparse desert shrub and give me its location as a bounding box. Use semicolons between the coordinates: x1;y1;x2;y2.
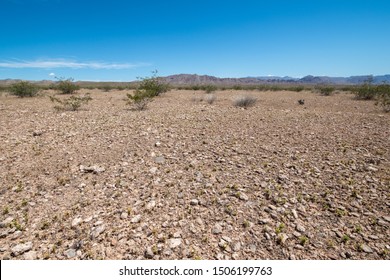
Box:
233;96;257;108
0;85;10;95
49;93;92;111
205;94;216;104
204;85;217;93
100;85;113;92
55;78;80;95
290;86;305;92
375;84;390;112
9;81;40;97
136;71;169;98
126;90;152;111
352;83;390;107
352;82;377;100
190;85;202;91
126;71;169;110
298;99;305;105
316;86;335;96
340;86;354;92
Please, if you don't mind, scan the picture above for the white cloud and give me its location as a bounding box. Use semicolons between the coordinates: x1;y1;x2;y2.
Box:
0;59;147;70
49;73;55;76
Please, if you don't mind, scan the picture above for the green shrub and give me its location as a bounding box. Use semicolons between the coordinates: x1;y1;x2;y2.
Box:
126;71;169;110
49;93;92;111
0;86;9;93
316;86;335;96
290;86;305;92
375;84;390;112
203;85;217;93
190;85;202;91
9;81;40;97
56;78;79;95
126;90;152;111
352;83;390;106
353;82;377;100
99;85;113;92
136;71;169;98
233;96;257;108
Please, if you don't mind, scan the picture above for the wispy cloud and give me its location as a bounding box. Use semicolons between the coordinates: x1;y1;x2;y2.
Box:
0;59;148;70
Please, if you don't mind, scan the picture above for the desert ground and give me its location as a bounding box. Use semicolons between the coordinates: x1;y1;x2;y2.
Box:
0;89;389;260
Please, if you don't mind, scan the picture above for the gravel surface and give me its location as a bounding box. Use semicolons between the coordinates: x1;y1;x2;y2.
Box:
0;89;389;260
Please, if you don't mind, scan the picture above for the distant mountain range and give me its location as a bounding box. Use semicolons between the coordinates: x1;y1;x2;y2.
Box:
162;74;390;85
1;74;390;85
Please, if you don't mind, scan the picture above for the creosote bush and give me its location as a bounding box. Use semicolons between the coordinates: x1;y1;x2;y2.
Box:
126;90;152;111
9;81;40;97
204;85;217;94
316;86;335;96
375;85;390;112
49;94;92;111
56;78;80;95
353;83;377;100
136;71;169;97
352;82;390;112
99;85;113;92
127;71;169;110
233;96;257;108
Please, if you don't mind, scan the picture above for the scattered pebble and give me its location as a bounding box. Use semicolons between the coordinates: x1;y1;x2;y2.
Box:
131;215;142;223
120;212;128;219
11;242;33;256
64;248;77;258
360;244;374;253
146;201;156;211
80;165;105;174
71;217;83;228
154;156;165;164
190;199;199;206
168;238;182;249
296;224;306;233
212;223;223;234
23;251;37;260
90;224;105;239
277;233;289;244
144;247;154;259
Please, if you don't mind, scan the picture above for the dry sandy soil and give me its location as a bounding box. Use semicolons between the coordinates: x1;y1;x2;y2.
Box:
0;89;389;260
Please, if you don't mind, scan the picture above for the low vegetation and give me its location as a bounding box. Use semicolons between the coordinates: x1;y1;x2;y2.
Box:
55;78;80;95
49;93;92;111
352;82;390;112
375;86;390;112
233;96;257;108
0;86;388;260
316;86;335;96
126;71;169;110
353;82;378;100
9;81;40;98
205;94;216;104
204;85;217;93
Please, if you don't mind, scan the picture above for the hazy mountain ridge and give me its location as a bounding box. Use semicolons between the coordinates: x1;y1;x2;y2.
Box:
163;74;390;85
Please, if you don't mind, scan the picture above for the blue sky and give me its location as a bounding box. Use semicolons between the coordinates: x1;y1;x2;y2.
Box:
0;0;389;81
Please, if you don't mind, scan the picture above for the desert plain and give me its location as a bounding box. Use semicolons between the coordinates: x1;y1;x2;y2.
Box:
0;89;389;260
